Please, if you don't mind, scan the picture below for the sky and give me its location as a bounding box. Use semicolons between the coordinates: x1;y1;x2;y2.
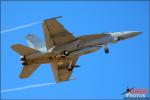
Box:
1;1;149;99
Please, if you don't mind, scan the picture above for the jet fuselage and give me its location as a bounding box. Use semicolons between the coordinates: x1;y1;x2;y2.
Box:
11;17;142;82
24;31;141;65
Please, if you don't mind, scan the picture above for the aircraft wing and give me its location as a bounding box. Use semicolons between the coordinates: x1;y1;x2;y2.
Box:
42;17;75;50
50;56;79;83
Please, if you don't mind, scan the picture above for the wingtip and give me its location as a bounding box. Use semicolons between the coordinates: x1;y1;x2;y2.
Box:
44;16;63;22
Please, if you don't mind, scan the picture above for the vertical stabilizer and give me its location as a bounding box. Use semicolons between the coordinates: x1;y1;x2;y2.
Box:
26;34;45;49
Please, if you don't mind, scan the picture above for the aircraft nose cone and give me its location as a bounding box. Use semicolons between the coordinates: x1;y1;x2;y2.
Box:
110;31;142;41
124;31;142;38
131;31;142;36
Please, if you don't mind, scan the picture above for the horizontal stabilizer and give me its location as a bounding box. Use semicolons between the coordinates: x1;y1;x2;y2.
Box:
20;64;40;78
11;44;39;55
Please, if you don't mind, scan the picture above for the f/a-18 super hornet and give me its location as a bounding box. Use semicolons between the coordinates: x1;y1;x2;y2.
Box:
11;16;142;83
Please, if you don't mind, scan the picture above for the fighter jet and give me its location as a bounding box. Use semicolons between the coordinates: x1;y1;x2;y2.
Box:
11;16;142;83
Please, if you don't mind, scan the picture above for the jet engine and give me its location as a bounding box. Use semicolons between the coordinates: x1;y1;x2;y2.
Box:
20;56;27;61
21;61;28;65
20;56;32;65
20;56;28;65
